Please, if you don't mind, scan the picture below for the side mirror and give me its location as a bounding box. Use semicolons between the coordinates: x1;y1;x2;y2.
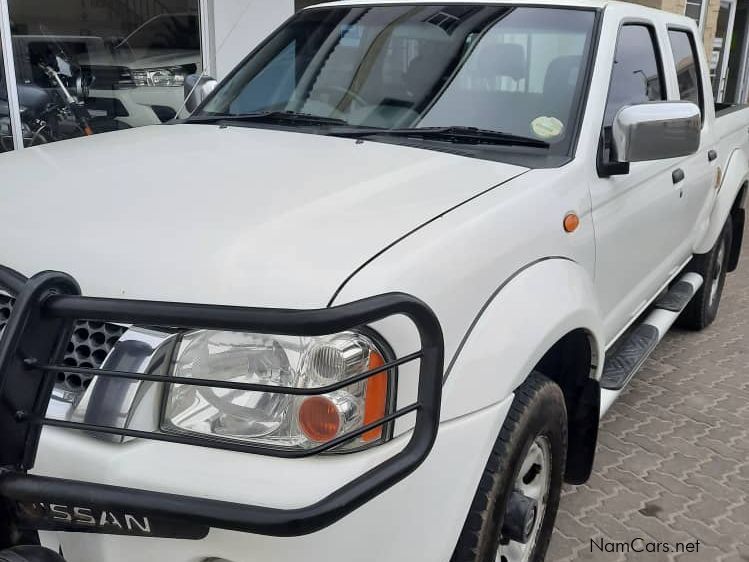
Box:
183;74;218;114
613;101;701;163
599;101;701;177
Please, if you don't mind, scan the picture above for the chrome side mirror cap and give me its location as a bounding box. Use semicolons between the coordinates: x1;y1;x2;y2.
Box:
612;101;701;163
183;74;218;114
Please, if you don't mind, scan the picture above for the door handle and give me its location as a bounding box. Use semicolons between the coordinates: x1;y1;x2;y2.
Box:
672;168;685;184
708;150;718;162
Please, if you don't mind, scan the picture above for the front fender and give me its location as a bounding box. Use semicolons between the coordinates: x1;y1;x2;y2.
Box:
695;148;749;254
440;258;604;421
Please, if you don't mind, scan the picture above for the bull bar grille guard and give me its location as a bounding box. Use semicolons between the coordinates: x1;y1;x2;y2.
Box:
0;266;444;542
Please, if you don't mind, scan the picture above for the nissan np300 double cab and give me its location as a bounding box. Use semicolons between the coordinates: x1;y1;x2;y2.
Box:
0;1;747;561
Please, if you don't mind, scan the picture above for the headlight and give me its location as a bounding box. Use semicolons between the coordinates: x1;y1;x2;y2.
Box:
161;330;394;452
131;66;187;87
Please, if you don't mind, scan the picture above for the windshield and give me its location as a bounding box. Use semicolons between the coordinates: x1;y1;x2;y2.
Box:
197;5;596;154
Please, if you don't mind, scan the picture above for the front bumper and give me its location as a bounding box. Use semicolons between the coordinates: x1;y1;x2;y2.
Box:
35;397;512;562
0;267;443;547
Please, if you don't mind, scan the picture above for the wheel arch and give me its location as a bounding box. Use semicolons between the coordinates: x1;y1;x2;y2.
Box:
439;258;604;483
696;148;749;256
728;182;747;272
533;329;600;484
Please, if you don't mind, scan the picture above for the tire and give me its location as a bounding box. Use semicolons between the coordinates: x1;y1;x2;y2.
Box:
451;372;567;562
678;216;733;331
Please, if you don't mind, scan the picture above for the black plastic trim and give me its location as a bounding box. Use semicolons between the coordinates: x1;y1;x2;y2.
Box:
672;168;685;184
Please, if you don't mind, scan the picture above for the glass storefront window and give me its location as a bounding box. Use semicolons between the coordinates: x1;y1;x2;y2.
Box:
685;0;706;28
0;46;12;151
0;24;16;152
7;0;201;145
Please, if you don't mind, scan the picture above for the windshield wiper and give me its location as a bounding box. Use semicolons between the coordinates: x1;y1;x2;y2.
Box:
187;111;349;127
329;126;549;148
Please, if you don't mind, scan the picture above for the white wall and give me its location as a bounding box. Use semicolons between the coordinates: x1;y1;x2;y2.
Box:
208;0;294;79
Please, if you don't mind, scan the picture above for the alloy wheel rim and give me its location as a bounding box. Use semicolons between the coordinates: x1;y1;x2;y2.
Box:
496;435;552;562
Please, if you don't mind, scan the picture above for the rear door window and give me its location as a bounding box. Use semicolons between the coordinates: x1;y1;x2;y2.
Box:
668;29;703;118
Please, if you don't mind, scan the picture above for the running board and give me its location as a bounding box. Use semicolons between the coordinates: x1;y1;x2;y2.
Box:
600;272;703;416
600;324;659;390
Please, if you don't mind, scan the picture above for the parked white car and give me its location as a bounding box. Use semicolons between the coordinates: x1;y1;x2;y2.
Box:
78;13;201;126
0;1;747;561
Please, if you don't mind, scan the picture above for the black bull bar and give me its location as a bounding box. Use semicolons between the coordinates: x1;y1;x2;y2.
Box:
0;266;443;543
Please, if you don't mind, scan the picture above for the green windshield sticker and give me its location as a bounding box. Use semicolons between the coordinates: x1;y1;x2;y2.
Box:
531;116;564;139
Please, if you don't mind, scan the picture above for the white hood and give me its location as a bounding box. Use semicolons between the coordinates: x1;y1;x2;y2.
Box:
0;124;526;307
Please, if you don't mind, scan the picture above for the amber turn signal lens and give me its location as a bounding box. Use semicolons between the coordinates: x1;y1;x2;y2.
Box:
563;212;580;233
298;396;341;443
362;350;388;442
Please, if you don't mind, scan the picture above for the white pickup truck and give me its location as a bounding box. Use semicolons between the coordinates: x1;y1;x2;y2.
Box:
0;1;747;561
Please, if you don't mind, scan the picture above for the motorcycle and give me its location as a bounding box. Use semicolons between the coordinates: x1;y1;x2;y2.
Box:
1;51;129;150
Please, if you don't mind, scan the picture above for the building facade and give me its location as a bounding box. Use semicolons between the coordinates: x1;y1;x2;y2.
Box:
631;0;749;102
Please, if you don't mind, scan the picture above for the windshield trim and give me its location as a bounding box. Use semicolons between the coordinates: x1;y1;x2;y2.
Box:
190;4;603;165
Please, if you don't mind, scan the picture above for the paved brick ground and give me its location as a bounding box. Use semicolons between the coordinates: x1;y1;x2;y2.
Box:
547;229;749;562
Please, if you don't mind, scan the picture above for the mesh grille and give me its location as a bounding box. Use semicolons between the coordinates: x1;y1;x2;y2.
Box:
60;321;128;392
0;293;127;393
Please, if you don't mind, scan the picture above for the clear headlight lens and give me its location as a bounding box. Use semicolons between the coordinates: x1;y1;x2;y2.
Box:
161;330;393;451
131;66;187;87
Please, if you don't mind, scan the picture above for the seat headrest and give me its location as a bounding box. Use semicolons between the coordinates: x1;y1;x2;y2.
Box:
401;25;452;96
476;42;526;81
543;55;582;93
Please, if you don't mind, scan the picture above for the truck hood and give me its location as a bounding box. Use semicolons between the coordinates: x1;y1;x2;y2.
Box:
0;125;526;307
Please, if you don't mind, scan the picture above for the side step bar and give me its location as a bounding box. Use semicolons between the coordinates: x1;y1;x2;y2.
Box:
600;272;703;416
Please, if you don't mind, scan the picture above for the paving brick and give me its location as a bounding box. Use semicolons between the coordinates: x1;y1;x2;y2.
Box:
655;435;708;460
684;473;747;504
625;511;692;543
639;491;690;524
700;437;749;462
622;450;667;476
580;513;639;542
620;432;674;459
669;515;736;551
657;453;702;479
645;470;703;499
548;534;579;561
555;509;598;540
684;496;734;525
698;455;742;483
